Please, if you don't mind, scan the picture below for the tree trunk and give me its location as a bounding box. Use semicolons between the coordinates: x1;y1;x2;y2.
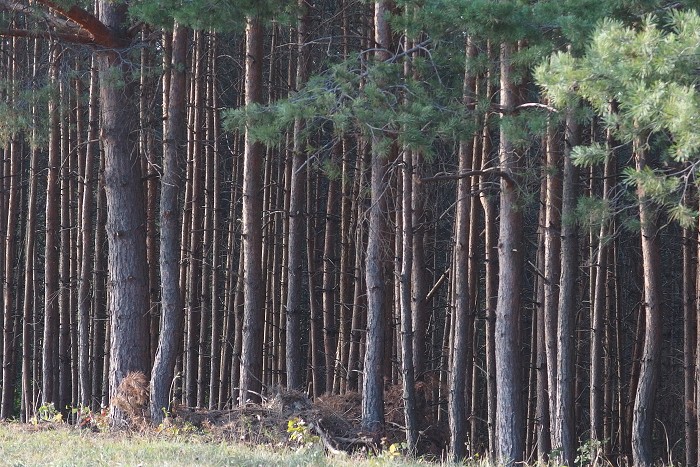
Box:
362;0;392;434
78;56;99;408
479;40;498;458
22;38;41;422
43;43;61;408
631;137;663;467
494;42;524;466
239;16;265;405
1;38;20;418
553;110;580;466
98;0;150;413
150;23;188;424
285;0;310;391
543;114;561;455
449;37;476;462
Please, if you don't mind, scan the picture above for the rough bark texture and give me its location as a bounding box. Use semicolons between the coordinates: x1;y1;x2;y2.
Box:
43;44;61;407
239;16;265;405
78;56;98;407
150;23;187;424
98;0;150;412
399;145;418;453
494;42;524;466
553;110;579;466
631;139;663;467
449;38;476;462
285;0;310;391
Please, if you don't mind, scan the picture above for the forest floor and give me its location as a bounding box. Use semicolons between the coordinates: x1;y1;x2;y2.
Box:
0;422;446;466
0;374;459;466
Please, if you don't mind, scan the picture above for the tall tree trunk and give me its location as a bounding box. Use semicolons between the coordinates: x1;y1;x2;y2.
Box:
686;222;697;466
399;83;418;459
553;110;580;466
59;73;72;414
150;23;188;424
285;0;310;391
43;43;61;408
322;147;340;394
449;37;476;462
1;37;20;418
78;56;99;407
494;42;524;466
239;16;265;405
362;0;392;433
98;0;150;413
185;31;205;407
22;38;41;422
543;114;561;456
631;137;663;467
479;40;498;458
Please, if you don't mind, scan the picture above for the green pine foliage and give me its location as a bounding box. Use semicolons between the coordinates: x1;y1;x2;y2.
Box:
130;0;293;31
537;9;700;227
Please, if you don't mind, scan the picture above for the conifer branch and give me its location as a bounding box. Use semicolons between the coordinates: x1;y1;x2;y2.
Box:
33;0;125;48
0;27;94;44
421;168;513;184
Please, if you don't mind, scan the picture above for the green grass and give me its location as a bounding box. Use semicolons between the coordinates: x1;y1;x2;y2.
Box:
0;423;460;467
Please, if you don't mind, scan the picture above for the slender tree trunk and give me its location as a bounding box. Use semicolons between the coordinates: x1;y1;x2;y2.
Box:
362;0;392;433
78;56;99;407
479;41;498;459
43;43;61;408
399;140;418;455
631;137;663;467
535;168;550;460
58;73;72;415
1;38;20;418
285;0;310;391
239;16;265;405
208;34;223;409
22;38;40;422
185;31;205;407
449;37;476;462
322;147;340;394
686;225;698;467
150;23;188;424
494;42;524;466
553;110;580;466
543;114;561;456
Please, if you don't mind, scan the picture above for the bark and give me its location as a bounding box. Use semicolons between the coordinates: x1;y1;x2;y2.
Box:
239;16;265;405
535;168;550;460
208;34;223;409
186;31;205;407
362;0;392;433
399;132;418;455
285;0;310;391
322;146;340;394
198;32;216;406
43;43;61;407
1;38;20;419
553;110;580;466
78;56;99;407
543;115;561;454
494;42;524;466
479;41;498;458
449;38;476;462
688;225;699;467
150;23;188;424
21;38;40;422
59;74;72;414
631;137;663;467
98;0;150;412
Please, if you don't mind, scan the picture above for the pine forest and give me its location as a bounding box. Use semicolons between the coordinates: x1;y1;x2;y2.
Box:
1;1;700;466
